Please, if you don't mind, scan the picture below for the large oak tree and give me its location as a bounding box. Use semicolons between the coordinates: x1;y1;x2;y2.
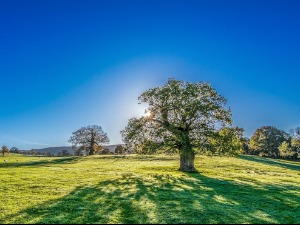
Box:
121;79;232;172
69;125;110;155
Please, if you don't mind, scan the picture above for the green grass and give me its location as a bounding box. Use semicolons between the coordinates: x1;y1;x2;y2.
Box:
0;154;299;224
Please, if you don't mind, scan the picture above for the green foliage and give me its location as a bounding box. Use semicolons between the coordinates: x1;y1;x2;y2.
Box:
0;154;300;224
278;141;297;159
115;145;125;155
249;126;289;157
134;140;166;155
291;138;300;150
202;127;244;156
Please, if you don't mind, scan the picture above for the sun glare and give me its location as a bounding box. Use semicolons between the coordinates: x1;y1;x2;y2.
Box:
145;111;152;117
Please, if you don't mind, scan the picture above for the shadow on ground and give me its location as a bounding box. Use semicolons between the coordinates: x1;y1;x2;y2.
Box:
99;155;177;162
3;172;299;224
0;157;80;168
240;155;300;171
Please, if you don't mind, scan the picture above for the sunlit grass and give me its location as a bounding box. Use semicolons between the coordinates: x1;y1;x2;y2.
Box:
0;154;299;224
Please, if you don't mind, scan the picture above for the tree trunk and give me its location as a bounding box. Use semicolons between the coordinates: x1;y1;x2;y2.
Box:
179;151;196;172
177;131;197;172
89;148;95;155
89;132;95;155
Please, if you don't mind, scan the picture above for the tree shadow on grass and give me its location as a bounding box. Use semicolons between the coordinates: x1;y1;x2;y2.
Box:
3;173;300;224
121;155;177;161
0;157;80;168
240;155;300;171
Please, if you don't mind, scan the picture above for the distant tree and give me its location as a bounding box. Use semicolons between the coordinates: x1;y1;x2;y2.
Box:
73;145;86;156
115;145;126;155
1;146;10;156
30;149;36;156
69;125;110;156
10;147;19;154
203;127;244;156
242;137;250;154
61;150;71;156
249;126;289;158
121;79;232;172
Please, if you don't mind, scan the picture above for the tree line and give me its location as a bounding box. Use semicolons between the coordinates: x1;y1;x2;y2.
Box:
2;78;299;172
68;79;299;172
1;144;126;157
1;147;72;157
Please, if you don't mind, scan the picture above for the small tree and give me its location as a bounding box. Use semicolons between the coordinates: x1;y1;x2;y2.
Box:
69;125;110;156
115;145;125;155
73;145;86;156
1;146;10;156
122;78;232;172
30;149;36;156
61;150;71;156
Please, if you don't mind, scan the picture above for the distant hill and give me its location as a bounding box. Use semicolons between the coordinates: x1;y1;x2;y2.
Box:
32;146;74;155
31;145;125;156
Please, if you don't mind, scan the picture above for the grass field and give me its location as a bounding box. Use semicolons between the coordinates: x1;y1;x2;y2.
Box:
0;154;299;224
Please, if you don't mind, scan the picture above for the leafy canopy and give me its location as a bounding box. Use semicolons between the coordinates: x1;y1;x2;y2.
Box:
1;145;10;156
122;78;232;155
69;125;109;155
249;126;289;157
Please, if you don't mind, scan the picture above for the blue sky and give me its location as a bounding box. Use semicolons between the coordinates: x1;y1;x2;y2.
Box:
0;0;300;149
